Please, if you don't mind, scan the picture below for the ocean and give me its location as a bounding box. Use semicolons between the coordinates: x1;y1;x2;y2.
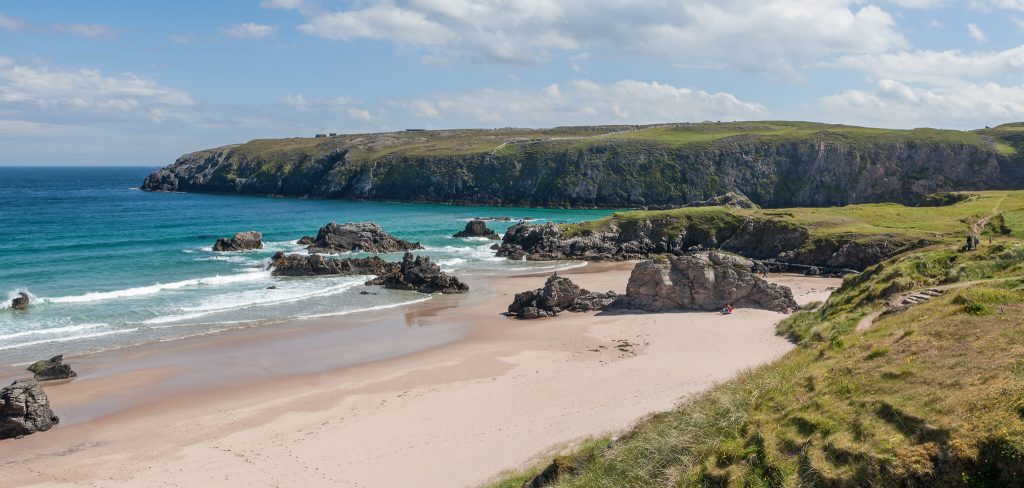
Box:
0;166;612;366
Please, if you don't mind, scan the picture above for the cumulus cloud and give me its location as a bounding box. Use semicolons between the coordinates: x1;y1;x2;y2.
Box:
391;79;766;127
284;93;353;110
967;23;986;43
0;13;23;31
972;0;1024;10
839;46;1024;85
0;57;195;115
224;22;278;39
51;23;114;38
819;79;1024;128
290;0;906;76
888;0;948;7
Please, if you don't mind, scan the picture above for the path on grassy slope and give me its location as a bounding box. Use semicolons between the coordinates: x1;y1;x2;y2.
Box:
855;276;1021;331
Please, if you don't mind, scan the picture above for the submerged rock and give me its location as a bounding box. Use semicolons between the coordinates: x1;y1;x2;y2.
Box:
213;231;263;251
367;253;469;294
507;274;617;319
611;251;798;313
270;252;399;277
453;219;500;240
27;355;77;382
10;292;29;311
306;222;423;254
0;379;59;440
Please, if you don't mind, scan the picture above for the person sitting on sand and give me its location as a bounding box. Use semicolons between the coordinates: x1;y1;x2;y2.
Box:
721;304;733;315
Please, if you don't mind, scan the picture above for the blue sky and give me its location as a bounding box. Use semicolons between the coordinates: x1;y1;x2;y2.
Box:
1;0;1023;164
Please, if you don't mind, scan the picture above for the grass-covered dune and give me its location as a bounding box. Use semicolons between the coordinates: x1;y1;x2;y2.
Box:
142;121;1024;209
488;192;1024;487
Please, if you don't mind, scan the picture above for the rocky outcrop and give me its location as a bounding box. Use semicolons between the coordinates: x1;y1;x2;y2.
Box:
270;252;399;277
366;253;469;294
507;274;617;319
306;222;422;254
296;236;315;245
674;191;759;209
453;219;500;239
0;379;59;440
496;218;918;272
611;252;798;313
27;355;77;382
140;123;1023;208
10;292;29;310
213;231;263;251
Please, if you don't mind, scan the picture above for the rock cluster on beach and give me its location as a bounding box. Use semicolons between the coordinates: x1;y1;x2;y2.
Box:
452;219;500;240
507;274;617;319
611;251;798;313
27;355;77;381
306;222;423;254
213;231;263;251
10;292;29;310
366;253;469;294
0;379;60;440
270;252;400;277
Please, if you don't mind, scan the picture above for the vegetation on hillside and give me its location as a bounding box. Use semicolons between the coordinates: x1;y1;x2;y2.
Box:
486;192;1024;487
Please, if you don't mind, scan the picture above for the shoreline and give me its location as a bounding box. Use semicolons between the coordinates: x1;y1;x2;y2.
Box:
0;263;840;488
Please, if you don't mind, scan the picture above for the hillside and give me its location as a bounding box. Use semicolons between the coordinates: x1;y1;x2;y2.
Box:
141;121;1024;208
488;192;1024;487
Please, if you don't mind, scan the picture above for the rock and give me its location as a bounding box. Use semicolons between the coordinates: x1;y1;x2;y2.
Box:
452;219;500;239
366;253;469;294
213;231;263;251
296;236;315;245
270;252;399;277
26;355;76;382
507;274;616;319
266;285;277;289
476;216;513;222
10;292;29;310
0;379;59;440
490;244;500;250
681;191;760;209
306;222;423;254
611;251;798;313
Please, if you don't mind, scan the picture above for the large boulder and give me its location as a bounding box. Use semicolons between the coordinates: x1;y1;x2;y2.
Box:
0;379;59;440
10;292;29;310
612;251;798;313
507;274;617;319
366;253;469;294
453;219;500;239
27;355;77;381
213;231;263;251
306;222;423;254
270;252;399;277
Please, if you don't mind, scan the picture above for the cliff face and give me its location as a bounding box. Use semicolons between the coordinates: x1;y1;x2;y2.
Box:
142;123;1024;208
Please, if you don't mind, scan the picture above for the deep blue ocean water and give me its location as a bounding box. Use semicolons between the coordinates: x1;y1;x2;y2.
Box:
0;166;612;365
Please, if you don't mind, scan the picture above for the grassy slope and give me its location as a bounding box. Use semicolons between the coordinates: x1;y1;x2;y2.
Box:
486;192;1024;488
197;121;1019;174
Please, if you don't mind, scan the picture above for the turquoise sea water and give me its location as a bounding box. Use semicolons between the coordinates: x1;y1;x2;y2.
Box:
0;166;612;365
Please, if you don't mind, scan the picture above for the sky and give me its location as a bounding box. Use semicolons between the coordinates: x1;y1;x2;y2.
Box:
1;0;1023;164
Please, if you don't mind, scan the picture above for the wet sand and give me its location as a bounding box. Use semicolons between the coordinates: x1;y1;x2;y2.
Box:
0;263;840;488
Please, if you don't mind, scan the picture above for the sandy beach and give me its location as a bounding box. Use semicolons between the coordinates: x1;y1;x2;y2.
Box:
0;263;839;488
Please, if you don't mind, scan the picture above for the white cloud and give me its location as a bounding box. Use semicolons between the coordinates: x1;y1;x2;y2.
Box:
224;22;278;39
888;0;947;7
0;57;195;113
972;0;1024;10
285;93;352;110
51;23;114;38
291;0;906;76
967;23;986;43
0;13;23;31
819;79;1024;128
392;79;766;127
347;107;373;121
261;0;306;9
168;34;193;44
839;46;1024;85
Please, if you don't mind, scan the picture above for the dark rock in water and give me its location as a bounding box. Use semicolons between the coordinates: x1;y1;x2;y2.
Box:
0;379;59;440
266;285;277;289
27;355;76;382
490;244;500;250
213;231;263;251
476;216;513;222
453;219;500;240
270;252;399;277
358;290;378;295
507;274;617;319
306;222;422;254
296;236;315;245
366;253;469;294
10;292;29;310
610;251;798;313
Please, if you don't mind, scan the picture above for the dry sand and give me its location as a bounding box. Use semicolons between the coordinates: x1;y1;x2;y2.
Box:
0;264;840;488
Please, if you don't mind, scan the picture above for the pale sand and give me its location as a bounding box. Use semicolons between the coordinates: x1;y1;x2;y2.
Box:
0;264;840;488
